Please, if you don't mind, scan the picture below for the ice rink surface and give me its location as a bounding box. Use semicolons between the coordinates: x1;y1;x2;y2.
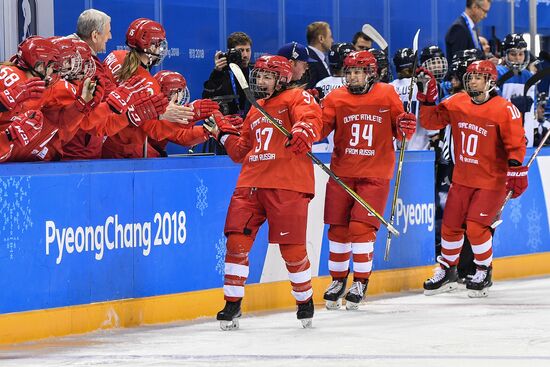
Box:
1;276;549;367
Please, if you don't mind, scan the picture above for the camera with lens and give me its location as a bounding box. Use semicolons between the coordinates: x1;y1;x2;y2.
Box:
221;48;243;65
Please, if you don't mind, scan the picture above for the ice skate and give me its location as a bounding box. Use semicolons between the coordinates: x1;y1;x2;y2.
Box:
344;279;368;310
323;278;348;310
297;298;314;328
423;256;458;295
467;266;493;298
217;299;242;331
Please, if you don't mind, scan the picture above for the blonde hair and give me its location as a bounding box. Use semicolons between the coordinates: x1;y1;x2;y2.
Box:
116;49;141;82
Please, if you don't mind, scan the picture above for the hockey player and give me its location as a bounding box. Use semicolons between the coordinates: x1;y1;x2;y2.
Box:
101;18;218;158
208;55;322;329
390;48;423;150
418;60;527;298
320;51;416;310
497;33;536;147
313;42;354;153
0;36;52;124
316;43;355;98
368;48;391;83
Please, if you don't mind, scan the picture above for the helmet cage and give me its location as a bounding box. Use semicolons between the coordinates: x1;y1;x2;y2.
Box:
422;56;448;82
343;65;377;94
463;71;496;103
249;68;285;99
504;48;530;72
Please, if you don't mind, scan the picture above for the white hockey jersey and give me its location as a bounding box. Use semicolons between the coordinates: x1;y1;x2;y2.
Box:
390;77;438;150
313;76;344;152
497;65;535;147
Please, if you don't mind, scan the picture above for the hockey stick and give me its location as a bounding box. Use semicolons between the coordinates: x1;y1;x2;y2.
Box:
361;24;388;54
383;28;421;261
523;67;550;96
491;126;550;229
228;63;399;236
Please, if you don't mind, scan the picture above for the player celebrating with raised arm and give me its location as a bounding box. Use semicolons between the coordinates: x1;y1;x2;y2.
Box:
207;55;322;330
418;60;527;298
320;50;416;310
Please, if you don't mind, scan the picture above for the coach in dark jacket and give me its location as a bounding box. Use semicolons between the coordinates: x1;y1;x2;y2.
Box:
305;21;333;89
445;0;491;63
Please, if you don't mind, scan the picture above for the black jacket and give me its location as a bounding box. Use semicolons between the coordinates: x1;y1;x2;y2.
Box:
445;15;478;63
202;66;251;117
306;46;330;89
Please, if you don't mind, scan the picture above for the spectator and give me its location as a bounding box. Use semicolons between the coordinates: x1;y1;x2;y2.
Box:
202;32;253;118
479;35;499;65
277;41;316;84
352;31;372;51
445;0;492;63
305;21;333;88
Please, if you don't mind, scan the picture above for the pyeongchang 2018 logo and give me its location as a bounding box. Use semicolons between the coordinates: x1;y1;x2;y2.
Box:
18;0;37;42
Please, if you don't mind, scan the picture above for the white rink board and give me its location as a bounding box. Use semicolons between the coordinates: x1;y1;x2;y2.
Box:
2;276;549;367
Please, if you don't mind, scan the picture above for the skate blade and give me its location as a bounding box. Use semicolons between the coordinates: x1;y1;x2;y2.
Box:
325;299;342;310
423;282;458;296
219;319;240;331
300;318;313;329
467;289;489;298
345;301;360;310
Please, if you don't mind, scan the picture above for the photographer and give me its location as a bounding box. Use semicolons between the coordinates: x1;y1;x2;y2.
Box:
202;32;253;117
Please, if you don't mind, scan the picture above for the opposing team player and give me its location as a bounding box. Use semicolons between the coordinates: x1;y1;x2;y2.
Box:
313;42;354;153
320;51;416;310
497;33;536;147
208;55;322;329
368;48;391;83
418;60;527;298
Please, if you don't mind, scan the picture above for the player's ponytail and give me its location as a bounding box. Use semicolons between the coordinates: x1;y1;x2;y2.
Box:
116;49;141;82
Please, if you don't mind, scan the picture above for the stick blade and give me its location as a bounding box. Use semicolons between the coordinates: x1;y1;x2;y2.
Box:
229;63;249;89
361;24;388;50
412;29;421;54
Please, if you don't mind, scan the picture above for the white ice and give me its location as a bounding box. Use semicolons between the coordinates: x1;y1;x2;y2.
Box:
1;276;550;367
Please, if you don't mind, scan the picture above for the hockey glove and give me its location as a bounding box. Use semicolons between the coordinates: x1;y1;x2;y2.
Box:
127;92;169;127
106;76;149;114
286;121;317;155
6;110;44;147
203;111;240;142
0;77;45;111
187;99;220;122
225;114;244;132
415;67;438;104
396;112;416;140
75;78;105;114
510;95;534;114
506;165;528;198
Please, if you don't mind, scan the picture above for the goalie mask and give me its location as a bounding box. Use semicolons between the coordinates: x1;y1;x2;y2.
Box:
249;55;292;99
502;33;530;72
154;70;190;105
12;36;60;86
126;18;168;66
343;51;377;94
463;60;497;104
420;46;448;83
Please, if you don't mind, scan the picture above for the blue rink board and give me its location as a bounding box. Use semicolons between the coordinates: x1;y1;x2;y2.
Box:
1;148;549;314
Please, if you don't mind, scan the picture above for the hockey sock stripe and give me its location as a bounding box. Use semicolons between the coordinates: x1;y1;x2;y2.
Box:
441;237;464;250
351;241;374;254
224;262;249;277
353;260;373;273
329;240;352;254
329;259;350;272
223;285;245;298
288;267;312;284
471;237;492;255
292;288;313;302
